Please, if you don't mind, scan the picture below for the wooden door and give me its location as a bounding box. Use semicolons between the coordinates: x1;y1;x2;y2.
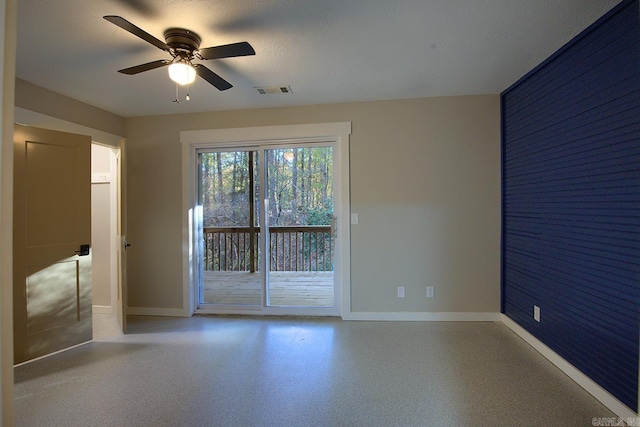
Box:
13;124;92;364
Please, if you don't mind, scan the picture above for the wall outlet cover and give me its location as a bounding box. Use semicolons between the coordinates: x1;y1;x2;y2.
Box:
533;305;541;322
426;286;435;298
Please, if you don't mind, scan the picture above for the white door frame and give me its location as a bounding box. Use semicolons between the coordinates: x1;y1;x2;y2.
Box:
181;123;351;317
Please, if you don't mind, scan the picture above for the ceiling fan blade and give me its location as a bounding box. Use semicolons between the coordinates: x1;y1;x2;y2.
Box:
198;42;255;60
194;64;233;91
118;59;171;75
104;15;170;51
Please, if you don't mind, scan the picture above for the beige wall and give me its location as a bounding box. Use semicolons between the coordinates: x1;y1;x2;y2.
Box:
14;79;125;137
125;94;501;313
12;81;501;315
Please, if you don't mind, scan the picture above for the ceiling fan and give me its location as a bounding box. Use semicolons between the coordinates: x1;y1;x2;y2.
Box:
104;15;255;92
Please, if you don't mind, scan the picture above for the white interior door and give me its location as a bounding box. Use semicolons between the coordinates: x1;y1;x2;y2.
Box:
116;139;127;333
13;124;92;364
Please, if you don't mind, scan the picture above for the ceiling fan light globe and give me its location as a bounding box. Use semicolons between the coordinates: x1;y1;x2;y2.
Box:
168;62;196;85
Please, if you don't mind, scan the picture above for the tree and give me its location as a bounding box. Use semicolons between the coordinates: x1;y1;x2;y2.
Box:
200;146;335;272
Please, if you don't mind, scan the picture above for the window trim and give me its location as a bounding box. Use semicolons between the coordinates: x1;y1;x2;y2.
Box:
181;122;351;317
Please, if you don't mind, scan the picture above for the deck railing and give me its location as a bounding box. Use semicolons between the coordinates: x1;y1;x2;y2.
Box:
203;226;333;272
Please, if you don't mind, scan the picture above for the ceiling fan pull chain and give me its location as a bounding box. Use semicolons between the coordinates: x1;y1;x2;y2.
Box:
186;84;191;101
173;83;180;103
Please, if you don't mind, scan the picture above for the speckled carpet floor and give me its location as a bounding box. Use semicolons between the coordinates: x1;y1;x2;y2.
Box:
14;315;616;426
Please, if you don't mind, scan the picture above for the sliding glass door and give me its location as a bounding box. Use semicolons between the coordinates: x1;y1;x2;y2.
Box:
197;144;335;311
198;150;260;306
264;147;334;307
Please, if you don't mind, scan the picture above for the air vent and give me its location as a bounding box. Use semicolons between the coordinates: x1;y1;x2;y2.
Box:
255;85;292;94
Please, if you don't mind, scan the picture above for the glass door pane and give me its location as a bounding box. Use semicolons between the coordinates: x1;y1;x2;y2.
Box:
264;146;335;307
198;150;261;306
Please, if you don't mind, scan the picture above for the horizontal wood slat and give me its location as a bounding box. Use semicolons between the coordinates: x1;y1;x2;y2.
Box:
202;271;333;307
501;0;640;412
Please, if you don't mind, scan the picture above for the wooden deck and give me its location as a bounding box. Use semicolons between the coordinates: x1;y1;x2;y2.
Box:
202;271;334;307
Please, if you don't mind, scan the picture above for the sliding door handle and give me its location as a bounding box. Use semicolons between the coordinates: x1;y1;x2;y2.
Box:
331;216;337;238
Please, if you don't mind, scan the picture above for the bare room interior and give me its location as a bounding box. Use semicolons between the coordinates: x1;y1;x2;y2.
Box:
0;0;638;425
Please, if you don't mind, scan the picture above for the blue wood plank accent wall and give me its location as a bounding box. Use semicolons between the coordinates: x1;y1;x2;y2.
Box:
501;0;640;412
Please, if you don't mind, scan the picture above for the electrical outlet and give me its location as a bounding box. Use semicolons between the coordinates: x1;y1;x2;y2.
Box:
533;305;541;322
426;286;435;298
351;213;359;224
397;286;405;298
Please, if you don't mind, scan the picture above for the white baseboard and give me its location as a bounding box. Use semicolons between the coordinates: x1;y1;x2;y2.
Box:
126;306;190;317
501;314;637;420
343;311;501;321
125;307;500;322
92;305;113;315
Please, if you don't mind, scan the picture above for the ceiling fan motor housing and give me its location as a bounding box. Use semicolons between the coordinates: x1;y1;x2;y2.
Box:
164;28;201;57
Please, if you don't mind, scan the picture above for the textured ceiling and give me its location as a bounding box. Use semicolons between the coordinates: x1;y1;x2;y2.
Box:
16;0;620;117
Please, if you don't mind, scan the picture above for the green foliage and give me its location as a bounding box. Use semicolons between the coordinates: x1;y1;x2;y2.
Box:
299;203;333;225
200;146;334;272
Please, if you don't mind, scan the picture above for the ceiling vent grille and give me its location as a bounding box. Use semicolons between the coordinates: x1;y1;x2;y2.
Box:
255;85;292;94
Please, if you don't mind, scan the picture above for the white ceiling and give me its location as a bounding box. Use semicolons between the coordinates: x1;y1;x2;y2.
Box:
16;0;620;118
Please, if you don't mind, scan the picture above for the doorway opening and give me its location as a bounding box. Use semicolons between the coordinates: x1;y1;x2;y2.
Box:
182;123;351;317
198;145;335;309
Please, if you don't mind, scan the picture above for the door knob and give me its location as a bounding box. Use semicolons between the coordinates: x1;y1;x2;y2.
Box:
75;244;90;256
